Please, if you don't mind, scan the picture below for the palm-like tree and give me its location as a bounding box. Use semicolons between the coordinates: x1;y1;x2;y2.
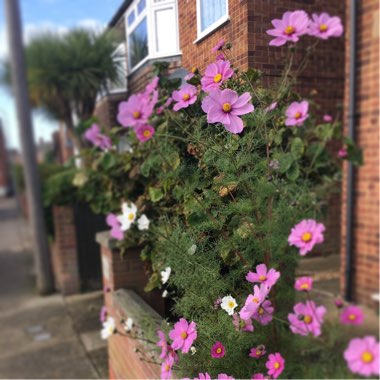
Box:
3;28;123;150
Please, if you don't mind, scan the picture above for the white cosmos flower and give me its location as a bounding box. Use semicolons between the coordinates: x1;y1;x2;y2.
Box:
190;346;197;355
124;317;134;332
188;244;197;255
137;214;150;230
117;202;137;231
100;317;116;340
162;290;168;298
161;267;171;284
220;295;238;316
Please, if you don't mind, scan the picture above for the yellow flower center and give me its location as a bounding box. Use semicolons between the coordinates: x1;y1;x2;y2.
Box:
258;307;264;315
259;275;267;281
222;103;232;112
143;129;151;138
274;362;280;369
128;213;135;221
228;301;235;309
256;350;261;356
214;73;222;83
183;93;190;101
181;332;188;339
304;315;313;324
300;283;309;290
348;314;356;321
191;66;197;73
165;364;170;371
252;297;259;303
284;25;295;35
133;111;141;119
361;351;374;363
301;232;312;242
216;348;222;354
294;111;302;119
319;24;328;32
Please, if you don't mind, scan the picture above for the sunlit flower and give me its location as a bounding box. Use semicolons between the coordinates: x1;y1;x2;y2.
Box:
266;10;309;46
344;336;379;377
169;318;197;354
288;300;326;337
246;264;280;288
285;100;309;126
308;13;344;40
323;114;333;122
288;219;325;255
161;267;171;284
161;354;174;380
172;84;197;111
265;352;285;379
211;341;225;358
249;345;267;359
294;276;313;292
117;202;137;231
232;313;254;332
201;60;234;92
84;124;112;150
240;284;270;320
221;295;238;315
100;317;116;340
252;300;274;325
190;346;197;355
202;89;254;134
340;305;364;326
212;39;225;52
106;213;124;241
137;214;150;230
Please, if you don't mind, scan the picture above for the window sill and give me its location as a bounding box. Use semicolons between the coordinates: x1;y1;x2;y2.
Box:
128;52;182;76
193;16;230;44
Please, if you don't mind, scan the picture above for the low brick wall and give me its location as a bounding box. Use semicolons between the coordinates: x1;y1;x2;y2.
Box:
107;289;161;379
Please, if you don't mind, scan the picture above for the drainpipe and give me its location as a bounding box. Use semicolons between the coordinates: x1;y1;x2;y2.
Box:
345;0;357;301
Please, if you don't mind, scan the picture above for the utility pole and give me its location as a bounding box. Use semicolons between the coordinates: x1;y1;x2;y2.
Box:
4;0;54;294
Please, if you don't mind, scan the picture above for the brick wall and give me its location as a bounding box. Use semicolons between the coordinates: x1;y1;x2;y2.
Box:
340;0;379;308
52;205;81;294
94;92;127;129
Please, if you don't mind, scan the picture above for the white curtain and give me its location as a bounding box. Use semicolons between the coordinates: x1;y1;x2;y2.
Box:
200;0;227;31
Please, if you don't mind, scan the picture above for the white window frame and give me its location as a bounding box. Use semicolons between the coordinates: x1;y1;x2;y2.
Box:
125;0;181;74
108;43;127;94
195;0;229;43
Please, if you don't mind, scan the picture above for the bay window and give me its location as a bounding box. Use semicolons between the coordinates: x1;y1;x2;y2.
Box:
196;0;229;40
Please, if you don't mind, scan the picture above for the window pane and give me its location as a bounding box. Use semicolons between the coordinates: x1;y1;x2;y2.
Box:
128;17;148;68
200;0;227;31
137;0;146;14
155;7;177;54
127;10;135;26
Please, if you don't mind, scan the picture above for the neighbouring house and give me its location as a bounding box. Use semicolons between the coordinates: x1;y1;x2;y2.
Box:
52;122;74;165
0;121;11;197
340;0;379;309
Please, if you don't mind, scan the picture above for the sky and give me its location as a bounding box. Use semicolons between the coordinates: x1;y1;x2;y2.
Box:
0;0;123;148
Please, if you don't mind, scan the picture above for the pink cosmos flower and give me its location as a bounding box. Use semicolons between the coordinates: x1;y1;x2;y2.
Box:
249;345;266;359
288;219;325;255
232;313;254;332
266;10;309;46
308;13;344;40
239;284;271;320
251;374;268;379
99;306;107;323
294;276;313;292
217;374;234;380
338;147;348;158
202;89;254;134
145;76;159;94
106;213;123;241
340;305;364;326
264;102;278;113
169;318;197;354
344;336;379;377
161;354;174;380
216;53;225;61
285;100;309;126
288;300;326;337
252;300;274;325
265;353;285;379
196;373;211;380
172;84;197;111
118;92;156;128
84;124;112;150
135;124;155;143
334;298;344;308
212;39;225;52
184;72;194;81
211;341;225;359
246;264;280;288
323;114;333;122
201;60;234;92
157;330;168;359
